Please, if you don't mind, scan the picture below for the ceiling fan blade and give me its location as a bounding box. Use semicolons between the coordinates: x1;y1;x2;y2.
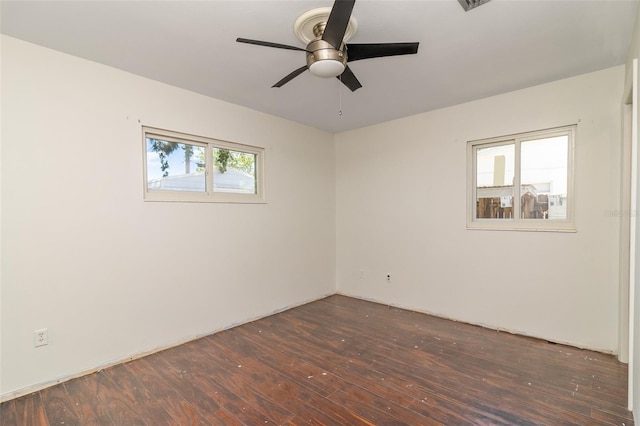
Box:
236;38;307;52
346;42;419;62
322;0;356;50
337;65;362;92
272;65;308;88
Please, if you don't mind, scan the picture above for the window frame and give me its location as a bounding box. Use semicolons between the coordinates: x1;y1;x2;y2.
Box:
142;127;265;204
467;125;576;232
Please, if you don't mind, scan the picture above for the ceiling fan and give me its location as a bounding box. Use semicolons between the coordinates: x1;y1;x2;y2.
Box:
236;0;419;92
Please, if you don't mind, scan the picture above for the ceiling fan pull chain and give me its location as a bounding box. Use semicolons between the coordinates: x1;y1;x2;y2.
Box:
338;76;343;116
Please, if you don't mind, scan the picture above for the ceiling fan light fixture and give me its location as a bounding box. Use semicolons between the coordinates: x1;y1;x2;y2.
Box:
309;60;346;78
306;39;347;78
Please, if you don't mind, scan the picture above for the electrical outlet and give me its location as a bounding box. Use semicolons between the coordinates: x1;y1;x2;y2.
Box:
34;328;48;347
359;270;365;279
386;274;391;283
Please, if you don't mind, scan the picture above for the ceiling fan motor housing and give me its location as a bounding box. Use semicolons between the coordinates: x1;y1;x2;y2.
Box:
306;38;347;78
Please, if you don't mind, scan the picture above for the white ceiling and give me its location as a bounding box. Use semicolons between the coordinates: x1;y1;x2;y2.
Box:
1;0;638;133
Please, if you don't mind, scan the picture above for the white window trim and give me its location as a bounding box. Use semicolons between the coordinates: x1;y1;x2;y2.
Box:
467;125;576;232
142;127;266;204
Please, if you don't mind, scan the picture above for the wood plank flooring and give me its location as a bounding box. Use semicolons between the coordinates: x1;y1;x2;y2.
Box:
1;295;633;425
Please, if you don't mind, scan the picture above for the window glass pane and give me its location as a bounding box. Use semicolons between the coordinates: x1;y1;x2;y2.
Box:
475;143;515;219
146;138;205;192
520;136;568;220
212;148;257;194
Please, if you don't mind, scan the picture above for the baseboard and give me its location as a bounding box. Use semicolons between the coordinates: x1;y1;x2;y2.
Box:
335;291;618;356
3;290;618;402
0;292;335;403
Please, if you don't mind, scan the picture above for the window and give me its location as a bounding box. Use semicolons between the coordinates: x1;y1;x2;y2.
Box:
143;127;265;203
467;125;575;231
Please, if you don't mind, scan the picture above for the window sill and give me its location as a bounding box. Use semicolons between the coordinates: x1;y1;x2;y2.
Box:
466;222;576;233
144;190;266;204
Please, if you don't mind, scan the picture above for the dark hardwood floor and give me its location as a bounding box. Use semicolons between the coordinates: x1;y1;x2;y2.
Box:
1;295;633;425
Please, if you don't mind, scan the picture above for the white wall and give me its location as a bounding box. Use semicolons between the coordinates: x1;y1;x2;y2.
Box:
336;65;624;353
0;36;336;399
624;3;640;416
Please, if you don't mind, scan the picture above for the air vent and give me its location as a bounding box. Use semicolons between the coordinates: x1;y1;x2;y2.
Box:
458;0;491;11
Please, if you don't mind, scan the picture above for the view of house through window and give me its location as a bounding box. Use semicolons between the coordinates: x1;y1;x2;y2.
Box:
475;143;515;219
520;136;568;219
469;126;574;230
146;139;206;192
143;127;265;203
212;148;257;194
